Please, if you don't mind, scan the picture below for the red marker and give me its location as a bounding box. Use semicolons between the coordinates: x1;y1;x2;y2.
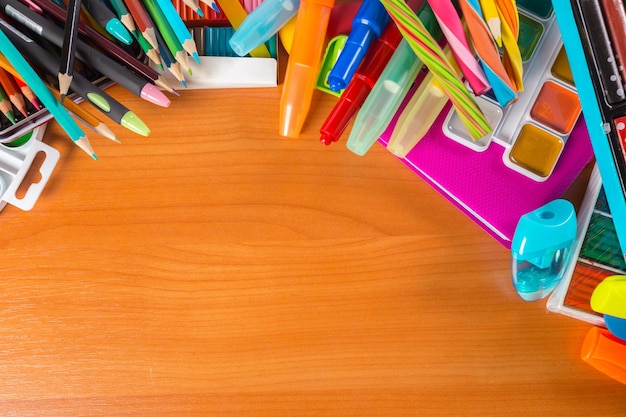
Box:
319;19;403;145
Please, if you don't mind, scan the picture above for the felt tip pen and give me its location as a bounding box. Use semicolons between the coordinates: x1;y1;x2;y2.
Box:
0;0;170;107
279;0;335;138
326;0;389;92
82;0;133;45
0;20;150;137
0;19;96;159
386;71;447;158
319;19;404;145
229;0;299;57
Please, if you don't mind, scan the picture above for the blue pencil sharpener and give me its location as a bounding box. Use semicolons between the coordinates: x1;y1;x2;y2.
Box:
511;199;577;301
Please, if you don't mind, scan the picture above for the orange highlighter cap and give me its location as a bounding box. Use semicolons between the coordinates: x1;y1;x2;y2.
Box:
581;326;626;384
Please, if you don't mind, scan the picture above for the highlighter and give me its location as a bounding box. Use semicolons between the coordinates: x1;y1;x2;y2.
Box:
345;39;422;156
388;46;463;158
581;326;626;385
590;275;626;319
326;0;389;92
279;0;335;138
229;0;299;57
386;70;447;158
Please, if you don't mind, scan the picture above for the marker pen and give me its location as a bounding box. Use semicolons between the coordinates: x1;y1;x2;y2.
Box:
319;20;403;145
229;0;299;57
279;0;335;138
82;0;133;45
326;0;389;92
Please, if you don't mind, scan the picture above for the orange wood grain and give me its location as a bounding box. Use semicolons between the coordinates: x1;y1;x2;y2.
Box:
0;85;622;416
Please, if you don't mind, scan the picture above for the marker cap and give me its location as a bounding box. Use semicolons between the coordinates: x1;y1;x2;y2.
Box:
590;275;626;319
581;326;626;384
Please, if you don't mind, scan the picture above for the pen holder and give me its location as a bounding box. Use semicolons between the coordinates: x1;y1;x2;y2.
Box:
511;199;577;301
0;125;59;212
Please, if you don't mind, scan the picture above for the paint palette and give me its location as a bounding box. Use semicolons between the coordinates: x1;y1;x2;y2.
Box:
442;2;582;182
552;0;626;259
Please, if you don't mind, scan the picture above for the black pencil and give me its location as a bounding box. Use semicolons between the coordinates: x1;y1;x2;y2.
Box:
58;0;81;101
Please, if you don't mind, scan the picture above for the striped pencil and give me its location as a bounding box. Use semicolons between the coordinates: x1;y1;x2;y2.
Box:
380;0;492;140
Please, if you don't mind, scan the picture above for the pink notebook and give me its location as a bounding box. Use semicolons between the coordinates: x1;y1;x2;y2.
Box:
377;92;594;249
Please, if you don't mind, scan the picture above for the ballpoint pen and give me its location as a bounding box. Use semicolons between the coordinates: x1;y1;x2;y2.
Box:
0;19;96;159
229;0;299;57
326;0;389;92
0;0;170;107
319;19;404;145
279;0;335;138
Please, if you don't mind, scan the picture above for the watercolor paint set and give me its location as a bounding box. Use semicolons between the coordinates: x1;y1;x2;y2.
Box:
170;0;278;89
443;1;581;182
552;0;626;259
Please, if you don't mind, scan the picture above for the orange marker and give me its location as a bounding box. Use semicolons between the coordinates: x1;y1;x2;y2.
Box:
279;0;335;138
581;326;626;385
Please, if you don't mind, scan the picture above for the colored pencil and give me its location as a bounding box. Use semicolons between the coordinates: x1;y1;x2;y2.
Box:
28;0;176;94
0;16;150;137
58;0;81;101
12;75;41;110
459;0;517;107
380;0;491;140
0;0;170;107
0;24;96;159
479;0;501;45
0;67;27;117
142;0;192;73
123;0;159;49
0;83;15;124
426;0;490;96
154;0;201;63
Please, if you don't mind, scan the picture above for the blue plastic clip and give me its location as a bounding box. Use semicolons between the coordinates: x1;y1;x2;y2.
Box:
511;199;577;301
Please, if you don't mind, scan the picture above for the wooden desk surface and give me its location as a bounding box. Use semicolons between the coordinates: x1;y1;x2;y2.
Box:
1;84;623;416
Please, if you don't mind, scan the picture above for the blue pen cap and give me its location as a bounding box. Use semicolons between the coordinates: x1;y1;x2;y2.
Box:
229;0;300;57
326;0;389;92
511;199;577;301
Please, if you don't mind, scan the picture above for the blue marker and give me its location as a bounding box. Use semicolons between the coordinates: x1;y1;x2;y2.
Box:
511;199;577;302
229;0;299;57
326;0;389;92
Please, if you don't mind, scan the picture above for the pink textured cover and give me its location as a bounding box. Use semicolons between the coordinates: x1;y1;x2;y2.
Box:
378;87;594;249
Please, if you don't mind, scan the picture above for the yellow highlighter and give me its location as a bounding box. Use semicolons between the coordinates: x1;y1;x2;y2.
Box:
386;70;448;158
